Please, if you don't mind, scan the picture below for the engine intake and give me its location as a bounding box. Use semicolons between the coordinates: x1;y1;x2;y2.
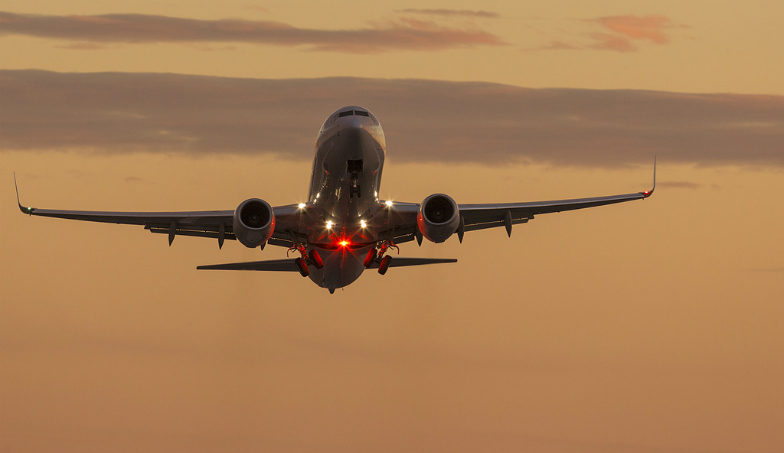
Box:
233;198;275;248
417;193;459;243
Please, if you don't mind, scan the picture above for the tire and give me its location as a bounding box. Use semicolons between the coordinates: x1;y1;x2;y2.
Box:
363;249;377;268
378;255;392;275
295;257;309;277
309;249;324;269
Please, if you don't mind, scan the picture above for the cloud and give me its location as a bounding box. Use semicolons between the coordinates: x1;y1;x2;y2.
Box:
658;181;702;189
539;41;580;51
54;42;106;50
588;32;638;52
396;9;499;19
535;14;678;53
2;70;783;168
590;15;674;52
746;267;784;273
0;11;504;53
595;15;672;44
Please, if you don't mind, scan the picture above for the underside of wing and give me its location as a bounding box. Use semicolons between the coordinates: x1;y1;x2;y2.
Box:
197;259;301;272
367;257;457;268
14;174;304;248
459;161;655;235
196;257;457;272
460;191;650;233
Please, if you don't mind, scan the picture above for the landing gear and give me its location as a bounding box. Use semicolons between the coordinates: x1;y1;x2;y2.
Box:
369;240;398;275
363;248;377;268
347;160;362;198
294;257;309;277
288;241;323;271
309;249;324;269
378;255;392;275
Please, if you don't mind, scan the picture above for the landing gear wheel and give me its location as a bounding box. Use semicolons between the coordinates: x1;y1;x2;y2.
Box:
363;249;377;268
309;249;324;269
294;257;309;277
378;255;392;275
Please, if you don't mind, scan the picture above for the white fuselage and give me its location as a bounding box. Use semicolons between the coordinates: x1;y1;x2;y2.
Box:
303;106;387;290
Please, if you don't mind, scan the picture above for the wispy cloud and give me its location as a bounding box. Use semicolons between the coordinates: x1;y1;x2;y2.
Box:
589;15;674;52
746;266;784;273
396;9;499;19
0;11;505;53
596;15;672;44
536;14;679;53
658;181;702;189
2;70;783;168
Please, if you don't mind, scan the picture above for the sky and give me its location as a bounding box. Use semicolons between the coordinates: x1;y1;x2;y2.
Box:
1;2;783;453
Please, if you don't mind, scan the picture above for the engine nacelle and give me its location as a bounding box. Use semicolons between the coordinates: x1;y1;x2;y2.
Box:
417;193;459;243
233;198;275;248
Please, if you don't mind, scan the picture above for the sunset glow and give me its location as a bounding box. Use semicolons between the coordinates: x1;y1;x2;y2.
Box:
2;1;783;453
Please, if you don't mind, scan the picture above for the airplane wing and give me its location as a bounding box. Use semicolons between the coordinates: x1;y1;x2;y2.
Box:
385;160;655;243
459;190;653;236
14;174;300;248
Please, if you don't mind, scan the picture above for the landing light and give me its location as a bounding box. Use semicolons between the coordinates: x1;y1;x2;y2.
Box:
298;203;306;209
385;200;393;207
326;221;333;229
360;220;367;228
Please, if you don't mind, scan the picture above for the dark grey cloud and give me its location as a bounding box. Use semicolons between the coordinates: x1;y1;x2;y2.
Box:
2;70;783;167
0;11;504;53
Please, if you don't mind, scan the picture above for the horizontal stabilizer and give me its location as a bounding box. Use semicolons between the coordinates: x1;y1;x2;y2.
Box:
197;259;300;272
197;257;458;272
368;257;457;268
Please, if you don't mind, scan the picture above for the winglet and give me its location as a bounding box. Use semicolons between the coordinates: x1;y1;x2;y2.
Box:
641;156;656;198
13;172;35;214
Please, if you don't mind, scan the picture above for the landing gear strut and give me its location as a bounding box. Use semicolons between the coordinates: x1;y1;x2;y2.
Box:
288;241;323;277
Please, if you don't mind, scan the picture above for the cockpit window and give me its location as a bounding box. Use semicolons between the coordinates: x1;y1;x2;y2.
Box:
338;110;353;118
355;110;369;117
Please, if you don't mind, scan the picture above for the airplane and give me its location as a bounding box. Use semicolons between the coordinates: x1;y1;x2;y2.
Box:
15;105;655;294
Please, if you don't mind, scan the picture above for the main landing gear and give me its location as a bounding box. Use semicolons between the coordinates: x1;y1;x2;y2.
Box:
289;244;323;277
364;241;397;275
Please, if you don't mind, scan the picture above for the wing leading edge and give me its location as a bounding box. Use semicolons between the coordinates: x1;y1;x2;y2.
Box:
459;159;655;236
13;173;300;248
381;159;656;241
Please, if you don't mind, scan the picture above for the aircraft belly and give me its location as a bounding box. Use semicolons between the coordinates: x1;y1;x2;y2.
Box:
308;246;370;289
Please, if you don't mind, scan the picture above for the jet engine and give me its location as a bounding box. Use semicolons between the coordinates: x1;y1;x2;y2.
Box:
233;198;275;248
417;193;459;243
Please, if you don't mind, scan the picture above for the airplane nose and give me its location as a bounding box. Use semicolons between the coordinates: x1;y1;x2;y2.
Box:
347;117;367;129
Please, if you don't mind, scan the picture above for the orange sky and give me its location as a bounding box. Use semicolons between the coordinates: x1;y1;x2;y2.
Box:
1;2;783;453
